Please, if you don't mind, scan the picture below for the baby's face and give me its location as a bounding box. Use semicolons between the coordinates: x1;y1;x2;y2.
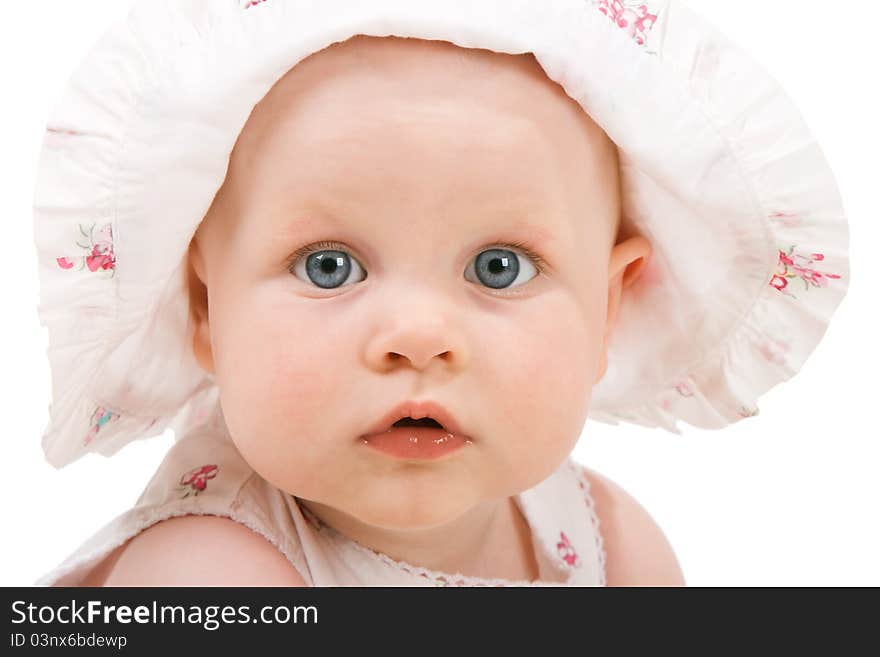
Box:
187;36;641;531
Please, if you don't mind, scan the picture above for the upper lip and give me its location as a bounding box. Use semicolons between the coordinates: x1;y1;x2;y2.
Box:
362;400;468;438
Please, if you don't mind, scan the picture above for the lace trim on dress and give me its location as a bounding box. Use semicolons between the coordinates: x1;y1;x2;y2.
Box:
568;462;608;587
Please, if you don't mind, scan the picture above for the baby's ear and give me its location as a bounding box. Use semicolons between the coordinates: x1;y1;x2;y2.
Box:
185;241;215;375
595;235;652;384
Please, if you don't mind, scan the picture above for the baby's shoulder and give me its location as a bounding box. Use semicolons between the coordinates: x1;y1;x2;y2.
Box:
582;466;685;587
77;423;309;586
81;514;307;586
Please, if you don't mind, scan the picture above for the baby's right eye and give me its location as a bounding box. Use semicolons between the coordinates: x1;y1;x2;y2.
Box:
289;241;367;290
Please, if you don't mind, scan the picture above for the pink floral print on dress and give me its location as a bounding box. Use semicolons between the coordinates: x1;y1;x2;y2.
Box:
177;465;219;499
83;405;120;446
770;246;841;299
556;531;580;567
56;222;116;277
594;0;659;47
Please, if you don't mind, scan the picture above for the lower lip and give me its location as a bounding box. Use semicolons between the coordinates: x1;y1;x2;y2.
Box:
361;427;472;461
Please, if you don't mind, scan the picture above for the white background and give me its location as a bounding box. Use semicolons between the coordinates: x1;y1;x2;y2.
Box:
1;0;877;587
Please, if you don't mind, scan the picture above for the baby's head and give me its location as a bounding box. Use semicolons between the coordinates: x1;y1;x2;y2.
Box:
185;35;650;530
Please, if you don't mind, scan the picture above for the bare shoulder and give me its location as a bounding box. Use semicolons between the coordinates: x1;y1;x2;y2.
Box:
583;466;686;587
79;515;308;587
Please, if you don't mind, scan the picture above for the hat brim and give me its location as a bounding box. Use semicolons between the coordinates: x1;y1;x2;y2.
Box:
32;0;849;467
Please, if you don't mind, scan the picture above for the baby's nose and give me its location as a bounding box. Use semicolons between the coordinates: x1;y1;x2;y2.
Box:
372;325;459;372
363;299;468;374
387;347;454;372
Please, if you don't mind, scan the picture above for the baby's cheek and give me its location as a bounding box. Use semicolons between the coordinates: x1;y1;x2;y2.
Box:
523;293;596;383
258;318;343;428
502;295;597;448
215;306;338;451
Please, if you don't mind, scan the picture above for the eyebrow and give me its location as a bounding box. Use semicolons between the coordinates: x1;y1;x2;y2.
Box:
278;214;557;245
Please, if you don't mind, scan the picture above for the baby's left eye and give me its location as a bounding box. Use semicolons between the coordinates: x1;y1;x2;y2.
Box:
464;247;539;290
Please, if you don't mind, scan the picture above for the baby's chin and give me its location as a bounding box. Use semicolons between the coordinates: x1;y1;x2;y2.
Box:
302;471;492;533
345;492;478;532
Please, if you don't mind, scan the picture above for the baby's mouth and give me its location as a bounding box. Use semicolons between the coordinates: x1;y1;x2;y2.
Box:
360;400;471;442
361;415;471;461
392;417;445;429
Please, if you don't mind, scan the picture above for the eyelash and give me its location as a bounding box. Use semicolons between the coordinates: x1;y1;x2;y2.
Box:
286;239;549;274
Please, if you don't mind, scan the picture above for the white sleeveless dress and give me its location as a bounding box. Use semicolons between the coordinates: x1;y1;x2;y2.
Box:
36;407;607;587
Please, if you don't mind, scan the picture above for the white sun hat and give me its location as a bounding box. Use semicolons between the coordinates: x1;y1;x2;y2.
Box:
32;0;849;468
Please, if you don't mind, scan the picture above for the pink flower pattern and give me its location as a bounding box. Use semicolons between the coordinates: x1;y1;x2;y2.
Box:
770;246;841;299
56;222;116;277
177;464;219;498
556;531;580;567
83;405;120;446
595;0;659;47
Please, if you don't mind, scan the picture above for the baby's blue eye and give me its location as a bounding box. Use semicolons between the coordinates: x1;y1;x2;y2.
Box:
292;249;367;289
290;244;539;291
464;247;538;290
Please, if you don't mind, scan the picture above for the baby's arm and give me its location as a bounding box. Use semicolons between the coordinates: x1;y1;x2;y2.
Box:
584;467;686;587
79;516;308;587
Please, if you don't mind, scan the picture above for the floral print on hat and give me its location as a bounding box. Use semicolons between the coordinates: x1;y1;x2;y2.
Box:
83;405;120;446
770;246;841;299
56;223;116;277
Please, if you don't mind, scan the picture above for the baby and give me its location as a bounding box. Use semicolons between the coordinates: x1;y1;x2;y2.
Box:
79;35;671;587
35;0;847;588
